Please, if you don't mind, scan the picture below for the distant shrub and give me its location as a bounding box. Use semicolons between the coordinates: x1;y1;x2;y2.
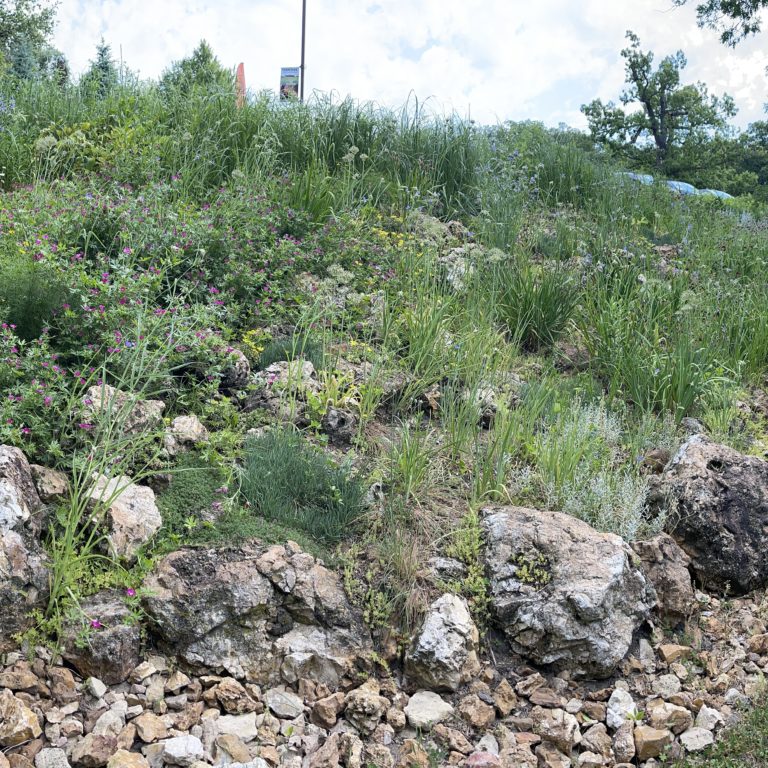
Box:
239;431;366;542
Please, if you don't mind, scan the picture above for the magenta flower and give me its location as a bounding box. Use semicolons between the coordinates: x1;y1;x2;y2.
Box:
125;588;136;597
90;619;102;629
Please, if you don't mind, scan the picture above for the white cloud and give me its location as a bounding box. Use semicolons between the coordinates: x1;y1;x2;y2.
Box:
53;0;768;129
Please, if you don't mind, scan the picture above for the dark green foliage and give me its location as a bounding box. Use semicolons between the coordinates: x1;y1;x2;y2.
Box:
8;34;37;79
582;31;735;170
674;0;767;45
239;431;367;543
0;258;70;340
155;453;225;532
81;38;117;98
159;40;233;97
0;0;57;54
492;259;580;351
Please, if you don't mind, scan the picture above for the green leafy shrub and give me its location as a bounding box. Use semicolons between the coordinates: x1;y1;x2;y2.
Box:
239;431;367;543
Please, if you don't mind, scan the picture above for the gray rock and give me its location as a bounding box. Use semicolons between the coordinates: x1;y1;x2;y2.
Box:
35;749;71;768
405;593;480;692
695;705;724;731
163;416;208;456
161;735;204;767
87;475;161;563
482;506;656;677
84;385;164;435
662;435;768;593
403;690;454;730
632;533;696;623
217;713;258;742
607;689;637;731
62;590;141;685
142;543;372;689
0;446;49;650
264;688;303;719
321;407;357;445
679;727;714;752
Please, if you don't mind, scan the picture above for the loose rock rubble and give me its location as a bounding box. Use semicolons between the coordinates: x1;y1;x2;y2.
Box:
3;437;768;767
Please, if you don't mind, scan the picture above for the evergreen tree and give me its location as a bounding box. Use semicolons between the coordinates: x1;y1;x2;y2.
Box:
8;33;38;79
82;38;118;98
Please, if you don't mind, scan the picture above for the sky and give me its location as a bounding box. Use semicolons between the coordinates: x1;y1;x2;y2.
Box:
53;0;768;131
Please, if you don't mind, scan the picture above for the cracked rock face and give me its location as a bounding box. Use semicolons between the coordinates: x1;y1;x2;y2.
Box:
0;445;49;651
661;435;768;594
482;506;656;678
405;593;480;692
141;542;372;689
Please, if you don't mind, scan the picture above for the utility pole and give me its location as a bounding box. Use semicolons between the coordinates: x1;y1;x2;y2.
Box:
300;0;307;102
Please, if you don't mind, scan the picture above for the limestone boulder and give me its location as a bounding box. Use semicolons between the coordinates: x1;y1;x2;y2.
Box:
661;435;768;593
405;593;480;692
142;542;372;689
61;590;141;685
87;475;161;562
482;506;655;677
84;385;164;435
0;445;49;651
632;533;696;622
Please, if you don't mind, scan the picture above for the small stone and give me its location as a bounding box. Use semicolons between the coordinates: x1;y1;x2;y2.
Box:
87;679;108;699
0;690;43;747
264;688;303;719
34;749;70;768
92;711;124;739
679;727;714;752
311;692;345;729
215;734;251;763
458;695;495;730
344;681;389;736
165;671;191;694
404;691;454;731
634;725;673;761
695;705;725;731
217;713;258;742
105;750;148;768
647;700;693;735
133;713;168;743
658;645;692;664
216;679;257;715
652;674;682;699
531;707;581;753
606;689;636;730
161;735;204;767
580;724;612;760
70;734;118;768
493;679;517;717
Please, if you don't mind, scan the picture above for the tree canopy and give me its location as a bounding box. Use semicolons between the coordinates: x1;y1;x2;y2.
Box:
159;40;233;97
674;0;768;45
581;31;736;169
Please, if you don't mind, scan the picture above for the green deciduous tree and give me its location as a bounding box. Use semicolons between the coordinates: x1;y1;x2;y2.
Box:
0;0;56;53
159;40;233;97
581;31;736;169
674;0;768;45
